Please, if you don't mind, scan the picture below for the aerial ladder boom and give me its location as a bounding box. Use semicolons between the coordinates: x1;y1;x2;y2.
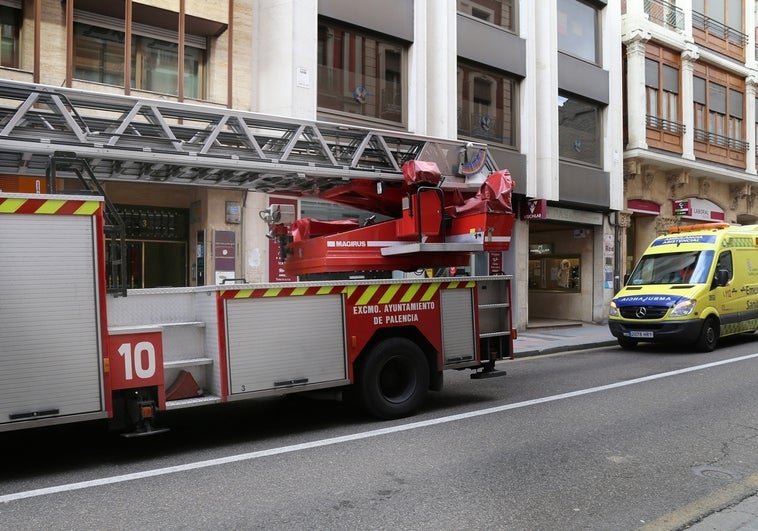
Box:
0;79;514;275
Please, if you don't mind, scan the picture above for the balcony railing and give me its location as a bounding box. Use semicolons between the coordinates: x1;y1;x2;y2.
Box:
646;115;685;134
692;11;748;47
643;0;684;32
694;128;749;151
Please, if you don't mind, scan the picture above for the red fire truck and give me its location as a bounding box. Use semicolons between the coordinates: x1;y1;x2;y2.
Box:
0;81;515;435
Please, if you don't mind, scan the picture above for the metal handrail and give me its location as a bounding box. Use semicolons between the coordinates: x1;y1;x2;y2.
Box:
693;128;749;152
643;0;684;31
646;115;685;134
692;11;748;46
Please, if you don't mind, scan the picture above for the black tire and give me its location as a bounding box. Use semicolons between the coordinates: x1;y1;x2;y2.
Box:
695;317;719;352
356;337;429;420
618;337;638;349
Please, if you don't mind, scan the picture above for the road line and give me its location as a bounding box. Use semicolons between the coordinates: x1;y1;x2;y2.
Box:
4;351;758;504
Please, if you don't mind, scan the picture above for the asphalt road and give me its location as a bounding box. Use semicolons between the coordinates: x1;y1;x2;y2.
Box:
4;336;758;530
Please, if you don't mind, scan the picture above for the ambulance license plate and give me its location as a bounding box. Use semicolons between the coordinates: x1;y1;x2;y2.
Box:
629;331;653;338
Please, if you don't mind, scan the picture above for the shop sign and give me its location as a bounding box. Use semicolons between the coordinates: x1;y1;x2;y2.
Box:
521;198;547;220
673;198;725;222
529;243;553;255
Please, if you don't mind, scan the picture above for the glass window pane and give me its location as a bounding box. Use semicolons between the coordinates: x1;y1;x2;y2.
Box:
557;0;598;64
132;36;178;95
558;92;601;165
709;83;726;114
645;59;659;89
647;87;658;115
0;6;19;68
708;0;725;23
457;0;515;31
663;65;678;94
184;46;205;99
74;23;125;86
317;20;407;125
457;60;517;147
729;89;743;119
727;0;742;29
693;76;706;104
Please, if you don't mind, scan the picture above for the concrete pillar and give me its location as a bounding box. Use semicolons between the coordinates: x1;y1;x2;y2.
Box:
624;33;649;151
533;1;558;200
746;77;757;175
416;0;457;138
680;45;699;161
251;0;318;119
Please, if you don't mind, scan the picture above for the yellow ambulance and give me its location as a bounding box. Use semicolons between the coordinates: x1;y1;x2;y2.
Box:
609;223;758;352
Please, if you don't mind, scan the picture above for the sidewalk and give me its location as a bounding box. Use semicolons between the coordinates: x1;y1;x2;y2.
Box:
512;321;758;530
512;319;617;357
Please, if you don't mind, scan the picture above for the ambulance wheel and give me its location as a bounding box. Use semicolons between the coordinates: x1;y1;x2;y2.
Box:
618;337;637;349
695;317;719;352
357;338;429;420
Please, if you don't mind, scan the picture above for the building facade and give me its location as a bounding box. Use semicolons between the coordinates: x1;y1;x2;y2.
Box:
621;0;757;280
0;0;623;331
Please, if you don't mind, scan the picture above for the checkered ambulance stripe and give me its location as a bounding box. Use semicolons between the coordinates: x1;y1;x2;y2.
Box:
221;280;476;302
724;236;758;248
0;197;101;215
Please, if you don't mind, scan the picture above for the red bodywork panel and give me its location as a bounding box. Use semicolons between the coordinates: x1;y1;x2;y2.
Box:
107;331;166;409
275;164;515;276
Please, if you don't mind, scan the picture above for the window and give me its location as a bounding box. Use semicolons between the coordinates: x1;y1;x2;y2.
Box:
644;44;683;152
528;256;581;292
557;0;598;64
131;37;206;98
693;0;743;30
457;0;516;32
317;20;407;125
457;61;517;146
645;58;680;128
74;24;125;85
728;88;743;142
692;0;746;60
0;5;19;68
692;62;746;166
73;19;207;99
558;92;601;166
715;250;733;283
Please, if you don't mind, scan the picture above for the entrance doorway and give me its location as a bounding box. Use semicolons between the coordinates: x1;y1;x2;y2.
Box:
527;221;594;323
110;205;189;289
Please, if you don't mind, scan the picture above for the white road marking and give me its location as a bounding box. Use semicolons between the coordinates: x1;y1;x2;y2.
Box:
3;351;758;503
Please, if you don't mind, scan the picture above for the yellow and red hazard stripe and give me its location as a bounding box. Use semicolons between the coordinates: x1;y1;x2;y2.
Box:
220;280;475;303
0;197;101;215
345;280;475;306
220;285;343;299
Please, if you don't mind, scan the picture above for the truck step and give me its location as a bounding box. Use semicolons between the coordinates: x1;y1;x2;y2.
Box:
470;369;507;380
165;394;222;410
164;357;213;369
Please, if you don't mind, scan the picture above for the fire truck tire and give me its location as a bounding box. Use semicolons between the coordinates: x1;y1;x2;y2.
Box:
357;337;429;420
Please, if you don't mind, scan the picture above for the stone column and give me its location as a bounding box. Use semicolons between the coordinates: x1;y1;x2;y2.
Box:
746;76;757;175
419;0;457;138
680;44;699;161
623;32;650;151
252;0;318;120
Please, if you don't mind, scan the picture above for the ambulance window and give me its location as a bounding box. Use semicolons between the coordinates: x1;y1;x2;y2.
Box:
715;251;733;281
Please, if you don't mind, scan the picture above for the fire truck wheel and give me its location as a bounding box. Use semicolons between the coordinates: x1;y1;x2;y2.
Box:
695;317;719;352
357;337;429;420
